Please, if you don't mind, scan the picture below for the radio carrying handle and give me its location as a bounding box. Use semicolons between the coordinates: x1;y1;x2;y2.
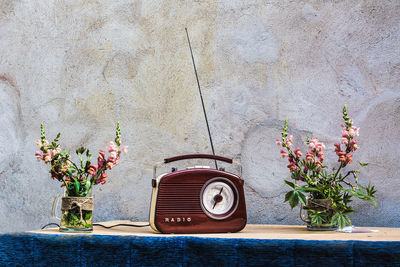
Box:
164;154;232;164
153;154;242;179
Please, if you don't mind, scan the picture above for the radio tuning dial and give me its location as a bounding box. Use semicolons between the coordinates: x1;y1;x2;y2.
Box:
200;178;239;220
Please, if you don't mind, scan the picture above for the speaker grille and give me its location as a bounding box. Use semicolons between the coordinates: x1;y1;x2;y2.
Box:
156;183;204;215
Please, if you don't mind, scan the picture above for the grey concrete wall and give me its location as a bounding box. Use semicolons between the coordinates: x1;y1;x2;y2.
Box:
0;0;399;232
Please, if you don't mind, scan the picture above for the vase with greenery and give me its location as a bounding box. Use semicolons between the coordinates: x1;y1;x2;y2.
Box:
276;105;377;230
35;123;127;232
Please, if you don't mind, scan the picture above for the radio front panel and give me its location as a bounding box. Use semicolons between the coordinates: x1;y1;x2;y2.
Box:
150;168;246;234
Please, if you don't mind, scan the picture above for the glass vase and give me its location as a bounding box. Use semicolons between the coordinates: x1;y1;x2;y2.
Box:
300;198;338;231
53;195;94;232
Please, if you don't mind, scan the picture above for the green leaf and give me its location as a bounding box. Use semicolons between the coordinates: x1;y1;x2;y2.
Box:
284;191;293;203
85;212;92;221
302;187;320;193
83;180;91;196
331;213;351;229
289;191;299;209
284;180;296;190
310;213;324;225
74;182;80;195
359;162;368;167
298;192;307;206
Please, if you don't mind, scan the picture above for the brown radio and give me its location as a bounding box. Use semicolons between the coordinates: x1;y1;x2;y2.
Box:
149;154;246;234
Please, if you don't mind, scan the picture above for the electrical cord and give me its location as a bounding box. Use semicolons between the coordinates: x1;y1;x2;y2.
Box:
93;223;150;228
41;222;150;229
41;223;60;229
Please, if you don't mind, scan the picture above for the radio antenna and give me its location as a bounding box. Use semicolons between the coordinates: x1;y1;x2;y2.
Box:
185;28;218;169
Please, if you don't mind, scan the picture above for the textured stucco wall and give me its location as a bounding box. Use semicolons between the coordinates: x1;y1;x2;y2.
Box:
0;0;399;232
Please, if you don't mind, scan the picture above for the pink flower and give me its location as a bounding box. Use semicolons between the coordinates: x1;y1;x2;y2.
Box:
98;156;105;169
315;161;323;171
337;152;347;163
96;172;108;184
44;154;52;163
308;142;315;150
351;126;360;137
36;140;42;148
287;162;296;172
285;135;293;147
110;151;117;159
121;146;128;153
87;164;98;175
350;140;358;152
294;147;302;158
346;153;353;164
35;151;43;162
315;143;326;152
280;149;288;159
107;141;117;152
107;151;118;164
334;143;341;154
275;140;282;146
341;137;348;145
106;162;113;170
306;152;314;162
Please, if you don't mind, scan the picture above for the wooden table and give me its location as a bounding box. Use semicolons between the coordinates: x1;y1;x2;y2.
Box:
33;220;400;241
1;221;399;266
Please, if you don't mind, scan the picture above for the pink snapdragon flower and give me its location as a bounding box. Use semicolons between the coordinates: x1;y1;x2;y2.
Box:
305;152;313;162
36;140;42;148
334;143;341;154
348;126;360;137
287;162;296;172
35;151;43;162
121;146;128;153
106;162;113;170
337;151;347;163
350;140;358;152
275;140;282;146
285;135;293;147
96;173;108;184
87;164;98;176
280;149;288;158
97;150;106;169
294;147;302;158
346;153;353;164
107;141;118;153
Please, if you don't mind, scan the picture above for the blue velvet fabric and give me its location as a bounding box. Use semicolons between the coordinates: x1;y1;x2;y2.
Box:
0;233;399;266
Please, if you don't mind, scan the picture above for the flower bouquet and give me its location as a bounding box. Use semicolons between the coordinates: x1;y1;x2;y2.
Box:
276;105;376;230
35;123;127;232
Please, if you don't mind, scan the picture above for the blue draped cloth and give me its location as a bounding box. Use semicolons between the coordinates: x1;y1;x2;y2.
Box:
0;233;399;266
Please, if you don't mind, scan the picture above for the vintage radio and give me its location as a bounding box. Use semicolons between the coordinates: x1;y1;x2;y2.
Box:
148;29;247;233
149;154;246;233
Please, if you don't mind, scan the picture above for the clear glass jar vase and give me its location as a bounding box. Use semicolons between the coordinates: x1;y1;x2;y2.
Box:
52;195;93;232
300;198;338;231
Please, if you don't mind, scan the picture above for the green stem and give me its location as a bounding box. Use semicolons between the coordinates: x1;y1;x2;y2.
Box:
333;163;343;179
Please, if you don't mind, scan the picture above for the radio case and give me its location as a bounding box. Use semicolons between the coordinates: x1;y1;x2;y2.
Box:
149;154;247;234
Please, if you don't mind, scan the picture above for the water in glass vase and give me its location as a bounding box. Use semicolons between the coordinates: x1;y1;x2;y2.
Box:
59;196;93;232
